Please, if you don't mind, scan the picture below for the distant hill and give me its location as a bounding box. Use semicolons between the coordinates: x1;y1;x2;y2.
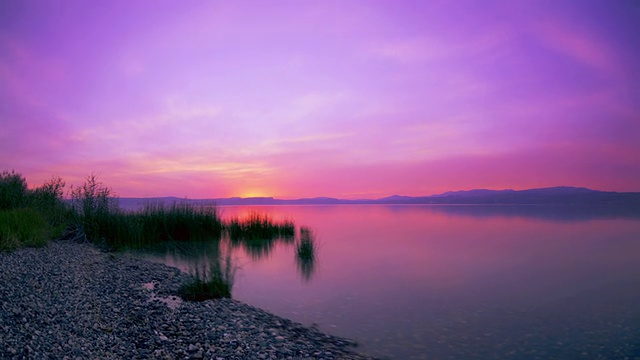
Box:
118;186;640;208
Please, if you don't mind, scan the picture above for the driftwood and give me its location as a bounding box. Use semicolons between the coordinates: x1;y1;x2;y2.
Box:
58;222;88;243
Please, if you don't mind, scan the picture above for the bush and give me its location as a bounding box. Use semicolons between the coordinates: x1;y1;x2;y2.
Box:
30;175;73;232
70;174;118;242
0;171;72;250
0;170;28;210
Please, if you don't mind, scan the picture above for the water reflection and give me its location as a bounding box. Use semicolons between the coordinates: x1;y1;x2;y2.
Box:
132;205;640;359
380;203;640;222
219;205;640;360
133;220;318;297
135;240;226;277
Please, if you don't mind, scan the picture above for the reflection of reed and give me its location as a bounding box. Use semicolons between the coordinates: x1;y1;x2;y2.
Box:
295;227;317;282
179;252;235;301
177;242;235;301
228;236;277;260
138;240;235;300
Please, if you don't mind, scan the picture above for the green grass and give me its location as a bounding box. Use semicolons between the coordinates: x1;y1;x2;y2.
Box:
0;209;50;251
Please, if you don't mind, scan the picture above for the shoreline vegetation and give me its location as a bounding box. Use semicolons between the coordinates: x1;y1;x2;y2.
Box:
0;171;308;300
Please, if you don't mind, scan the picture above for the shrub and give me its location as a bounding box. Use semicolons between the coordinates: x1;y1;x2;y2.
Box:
70;174;118;243
0;170;28;210
30;175;73;231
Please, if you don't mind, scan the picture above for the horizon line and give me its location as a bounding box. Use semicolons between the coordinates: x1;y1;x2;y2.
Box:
114;185;640;201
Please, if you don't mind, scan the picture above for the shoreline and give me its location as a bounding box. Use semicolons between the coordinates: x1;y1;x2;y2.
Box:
0;241;374;359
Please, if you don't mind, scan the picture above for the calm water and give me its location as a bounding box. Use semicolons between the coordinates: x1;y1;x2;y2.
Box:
135;205;640;359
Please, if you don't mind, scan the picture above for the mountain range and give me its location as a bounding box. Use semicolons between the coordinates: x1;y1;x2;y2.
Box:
118;186;640;208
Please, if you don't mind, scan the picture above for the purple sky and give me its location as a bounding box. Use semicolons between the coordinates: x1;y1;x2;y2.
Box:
2;0;639;198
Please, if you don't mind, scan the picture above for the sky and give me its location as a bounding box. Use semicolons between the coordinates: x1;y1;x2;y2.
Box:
1;0;639;199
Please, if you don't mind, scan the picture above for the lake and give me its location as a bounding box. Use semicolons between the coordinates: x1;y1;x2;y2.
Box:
133;205;640;359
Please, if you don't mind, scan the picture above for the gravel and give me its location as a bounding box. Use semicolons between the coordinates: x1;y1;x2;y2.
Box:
0;241;375;359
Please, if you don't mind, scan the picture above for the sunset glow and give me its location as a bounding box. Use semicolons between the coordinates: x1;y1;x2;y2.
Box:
2;1;639;198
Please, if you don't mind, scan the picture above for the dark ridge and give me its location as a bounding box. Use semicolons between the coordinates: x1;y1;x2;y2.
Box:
117;186;640;207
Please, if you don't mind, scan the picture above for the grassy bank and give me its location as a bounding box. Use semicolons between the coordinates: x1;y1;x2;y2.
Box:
0;209;49;250
0;170;70;251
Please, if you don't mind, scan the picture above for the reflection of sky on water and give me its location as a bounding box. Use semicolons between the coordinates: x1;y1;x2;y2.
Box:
135;205;640;359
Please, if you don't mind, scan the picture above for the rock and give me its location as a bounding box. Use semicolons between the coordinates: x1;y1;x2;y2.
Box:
0;241;374;360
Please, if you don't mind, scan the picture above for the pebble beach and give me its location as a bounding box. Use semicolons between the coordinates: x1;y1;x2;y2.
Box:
0;241;374;359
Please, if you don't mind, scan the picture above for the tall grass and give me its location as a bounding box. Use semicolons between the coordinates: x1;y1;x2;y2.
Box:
66;174;223;249
0;209;50;251
139;203;222;242
83;203;224;250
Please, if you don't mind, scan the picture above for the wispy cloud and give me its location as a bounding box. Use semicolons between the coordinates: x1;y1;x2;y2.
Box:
530;19;618;77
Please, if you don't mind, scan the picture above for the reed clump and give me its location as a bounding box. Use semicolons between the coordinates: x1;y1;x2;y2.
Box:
225;212;295;260
226;212;294;240
296;227;316;260
81;203;224;250
64;174;224;249
295;227;317;281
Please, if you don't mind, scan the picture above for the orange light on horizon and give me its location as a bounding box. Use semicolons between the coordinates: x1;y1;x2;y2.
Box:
237;189;271;198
